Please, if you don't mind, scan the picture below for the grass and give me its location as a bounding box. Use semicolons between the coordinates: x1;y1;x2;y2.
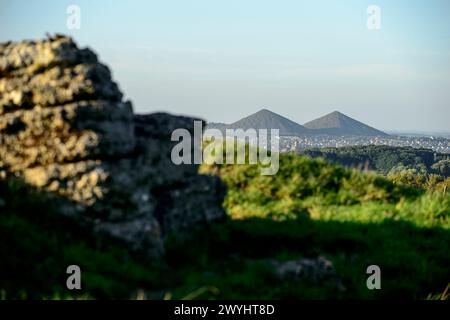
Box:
0;151;449;299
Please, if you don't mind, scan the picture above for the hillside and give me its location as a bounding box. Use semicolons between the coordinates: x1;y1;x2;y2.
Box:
200;152;450;299
2;152;449;299
207;109;312;136
304;111;389;136
208;109;389;137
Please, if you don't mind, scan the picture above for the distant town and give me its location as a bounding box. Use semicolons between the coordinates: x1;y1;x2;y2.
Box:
279;135;450;154
207;109;450;154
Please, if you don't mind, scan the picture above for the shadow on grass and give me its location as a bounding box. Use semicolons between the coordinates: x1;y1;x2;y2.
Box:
165;217;450;299
1;176;449;300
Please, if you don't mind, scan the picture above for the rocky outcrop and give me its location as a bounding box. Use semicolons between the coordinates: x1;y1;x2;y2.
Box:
269;256;345;291
0;35;225;258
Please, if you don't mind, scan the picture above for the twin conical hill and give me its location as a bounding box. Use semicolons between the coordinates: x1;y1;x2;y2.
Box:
207;109;388;137
303;111;388;136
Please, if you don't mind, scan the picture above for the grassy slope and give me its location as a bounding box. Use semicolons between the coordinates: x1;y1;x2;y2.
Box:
0;152;449;299
199;153;450;299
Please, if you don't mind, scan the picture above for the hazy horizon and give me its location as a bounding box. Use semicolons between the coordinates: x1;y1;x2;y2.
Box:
1;0;449;131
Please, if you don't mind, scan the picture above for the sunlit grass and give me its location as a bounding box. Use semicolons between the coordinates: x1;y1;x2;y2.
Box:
1;150;449;299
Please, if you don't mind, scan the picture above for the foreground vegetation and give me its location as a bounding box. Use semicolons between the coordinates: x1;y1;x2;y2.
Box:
300;145;450;192
0;151;449;299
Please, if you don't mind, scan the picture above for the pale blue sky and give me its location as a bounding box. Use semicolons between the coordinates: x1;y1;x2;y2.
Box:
1;0;449;131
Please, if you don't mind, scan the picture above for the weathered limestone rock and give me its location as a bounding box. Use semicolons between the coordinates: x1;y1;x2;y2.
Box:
0;100;134;170
0;35;97;76
0;35;226;258
0;63;123;110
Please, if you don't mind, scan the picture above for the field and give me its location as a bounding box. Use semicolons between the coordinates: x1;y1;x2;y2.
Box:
0;152;449;299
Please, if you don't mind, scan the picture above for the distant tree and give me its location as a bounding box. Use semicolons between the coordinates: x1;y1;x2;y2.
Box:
387;166;427;189
300;145;446;177
387;165;450;192
431;159;450;178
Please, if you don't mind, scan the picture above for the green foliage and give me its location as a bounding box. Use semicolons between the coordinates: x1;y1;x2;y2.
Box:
201;153;422;219
0;177;165;299
197;152;450;299
387;165;450;192
300;145;449;177
432;159;450;177
1;149;449;300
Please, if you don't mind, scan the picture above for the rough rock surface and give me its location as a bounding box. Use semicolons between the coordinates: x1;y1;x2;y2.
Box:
269;256;345;291
0;35;226;258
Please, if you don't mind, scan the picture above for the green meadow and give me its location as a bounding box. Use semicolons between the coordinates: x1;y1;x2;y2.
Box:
0;152;449;300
